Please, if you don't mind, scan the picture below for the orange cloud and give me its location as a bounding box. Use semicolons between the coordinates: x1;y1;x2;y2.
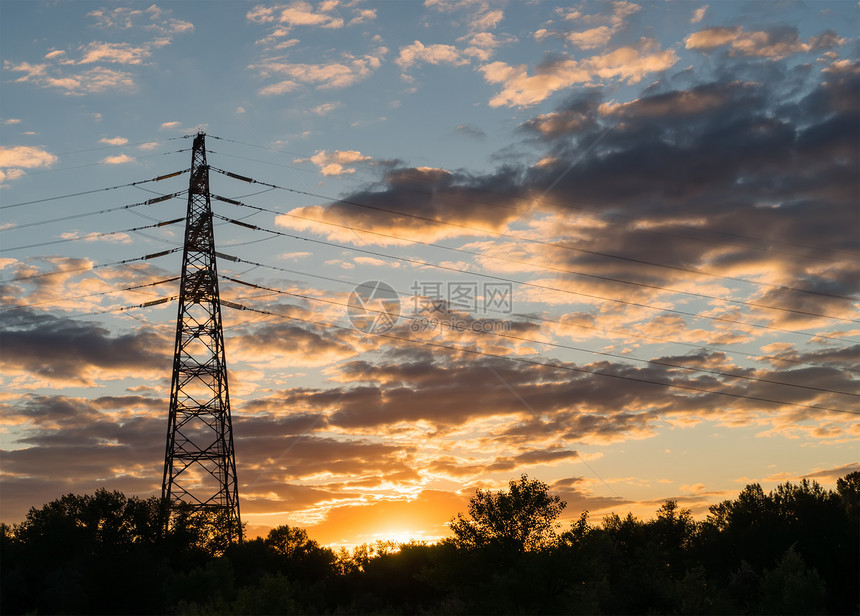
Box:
686;25;844;59
482;40;677;107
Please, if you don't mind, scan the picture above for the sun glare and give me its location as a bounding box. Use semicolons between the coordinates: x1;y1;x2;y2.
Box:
379;529;421;545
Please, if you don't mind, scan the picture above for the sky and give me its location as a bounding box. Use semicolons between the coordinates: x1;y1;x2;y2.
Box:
0;0;858;547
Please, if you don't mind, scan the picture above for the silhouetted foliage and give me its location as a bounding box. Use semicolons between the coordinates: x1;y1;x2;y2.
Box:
1;473;858;615
448;474;567;551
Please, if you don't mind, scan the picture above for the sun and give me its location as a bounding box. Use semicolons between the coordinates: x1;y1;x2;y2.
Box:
381;529;421;545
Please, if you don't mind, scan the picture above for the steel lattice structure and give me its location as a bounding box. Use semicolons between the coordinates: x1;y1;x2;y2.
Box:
162;131;242;545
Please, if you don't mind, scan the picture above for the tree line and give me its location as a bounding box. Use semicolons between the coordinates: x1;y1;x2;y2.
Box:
1;472;857;615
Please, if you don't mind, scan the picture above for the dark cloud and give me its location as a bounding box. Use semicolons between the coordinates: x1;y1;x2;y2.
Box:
236;428;418;481
241;483;353;514
278;164;530;243
282;58;858;322
763;343;860;372
802;462;860;481
229;320;357;366
0;308;169;383
427;447;579;478
233;343;857;443
453;124;487;140
549;483;632;517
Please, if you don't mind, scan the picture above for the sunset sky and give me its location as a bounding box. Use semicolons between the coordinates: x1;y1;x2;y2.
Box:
1;0;858;547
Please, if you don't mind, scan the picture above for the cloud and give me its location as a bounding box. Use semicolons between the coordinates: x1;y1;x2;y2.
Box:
4;5;192;96
259;80;300;95
246;0;377;50
230;334;859;453
140;4;194;34
802;462;860;482
0;392;168;521
471;9;503;31
0;309;169;386
98;136;128;145
512;64;860;306
59;230;132;244
3;60;47;83
275;165;530;244
251;54;383;90
101;153;135;164
460;31;513;61
310;102;341;115
567;26;614;50
246;1;345;29
275;57;860;434
0;169;26;184
396;32;512;72
481;39;678;107
691;5;708;24
454;124;487;140
0;145;57;184
88;4;193;34
538;1;642;51
686;25;845;59
294;149;372;175
279;251;311;260
348;8;377;27
0;145;58;169
86;6;145;29
4;60;136;95
229;321;358;367
396;41;472;69
424;0;505;33
78;41;152;65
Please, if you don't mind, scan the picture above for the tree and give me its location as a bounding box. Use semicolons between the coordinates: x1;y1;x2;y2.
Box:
836;470;859;519
758;546;826;615
263;524;336;583
652;499;696;575
265;524;317;558
3;490;168;615
448;474;566;552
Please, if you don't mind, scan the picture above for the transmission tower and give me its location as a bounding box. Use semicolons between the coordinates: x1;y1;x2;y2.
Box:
162;131;242;545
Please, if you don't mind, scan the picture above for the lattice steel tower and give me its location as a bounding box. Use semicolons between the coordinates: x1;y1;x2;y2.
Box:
162;131;241;544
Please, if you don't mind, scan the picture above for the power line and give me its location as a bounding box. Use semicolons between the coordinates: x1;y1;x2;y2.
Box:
0;191;187;231
219;273;860;400
46;136;188;158
0;170;189;210
213;253;859;374
211;197;856;323
3;217;185;252
0;248;182;284
208;158;858;265
2;296;177;326
210;219;856;345
14;149;190;179
208;167;858;299
6;243;851;376
218;299;860;417
1;277;180;313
